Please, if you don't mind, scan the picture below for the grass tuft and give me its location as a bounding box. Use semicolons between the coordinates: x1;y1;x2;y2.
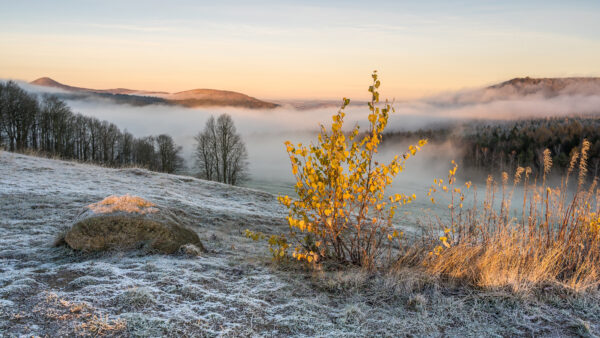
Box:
412;141;600;293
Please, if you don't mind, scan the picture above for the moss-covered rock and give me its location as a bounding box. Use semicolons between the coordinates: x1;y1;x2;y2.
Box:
60;195;205;254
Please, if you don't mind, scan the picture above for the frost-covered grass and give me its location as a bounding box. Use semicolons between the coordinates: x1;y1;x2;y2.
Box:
1;151;600;336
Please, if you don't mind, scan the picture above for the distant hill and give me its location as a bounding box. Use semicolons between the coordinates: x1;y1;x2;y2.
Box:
166;88;279;109
488;77;600;97
29;77;279;109
30;77;168;96
427;77;600;106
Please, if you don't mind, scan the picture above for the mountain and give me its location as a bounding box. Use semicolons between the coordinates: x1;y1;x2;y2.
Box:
29;77;279;109
30;77;168;96
166;88;279;109
428;77;600;106
488;77;600;97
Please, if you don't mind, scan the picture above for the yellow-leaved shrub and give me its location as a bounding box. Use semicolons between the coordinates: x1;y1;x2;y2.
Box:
271;71;427;266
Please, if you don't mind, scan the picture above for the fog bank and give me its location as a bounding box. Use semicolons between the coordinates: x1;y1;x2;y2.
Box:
11;80;600;195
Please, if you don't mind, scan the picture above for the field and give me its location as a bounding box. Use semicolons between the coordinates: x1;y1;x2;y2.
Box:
2;151;600;336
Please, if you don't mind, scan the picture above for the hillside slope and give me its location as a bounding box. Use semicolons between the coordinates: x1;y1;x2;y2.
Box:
1;152;598;336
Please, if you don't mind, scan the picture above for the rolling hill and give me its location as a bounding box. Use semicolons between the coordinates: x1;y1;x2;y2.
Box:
30;77;279;109
426;76;600;106
488;77;600;97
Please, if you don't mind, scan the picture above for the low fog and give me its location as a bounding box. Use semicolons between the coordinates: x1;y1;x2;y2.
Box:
13;80;600;198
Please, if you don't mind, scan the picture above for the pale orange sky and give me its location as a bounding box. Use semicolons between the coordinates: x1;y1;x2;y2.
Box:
1;1;599;100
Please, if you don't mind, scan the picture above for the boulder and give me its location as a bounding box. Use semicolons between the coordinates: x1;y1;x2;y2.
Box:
60;194;205;254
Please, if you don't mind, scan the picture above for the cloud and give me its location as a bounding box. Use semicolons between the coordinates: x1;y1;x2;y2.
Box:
386;82;600;130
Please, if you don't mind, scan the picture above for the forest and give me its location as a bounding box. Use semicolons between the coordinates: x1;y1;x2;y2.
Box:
383;116;600;178
0;81;183;173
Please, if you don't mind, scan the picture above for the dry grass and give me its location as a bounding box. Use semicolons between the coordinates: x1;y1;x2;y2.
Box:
87;194;158;214
410;140;600;293
78;314;127;336
34;292;126;336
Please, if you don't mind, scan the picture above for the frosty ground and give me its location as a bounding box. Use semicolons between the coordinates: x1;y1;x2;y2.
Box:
1;151;599;337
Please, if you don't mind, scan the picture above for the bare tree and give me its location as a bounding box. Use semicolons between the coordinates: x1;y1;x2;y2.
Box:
194;113;248;185
0;81;38;151
195;116;217;181
133;136;157;169
155;134;183;173
118;130;134;165
41;95;71;155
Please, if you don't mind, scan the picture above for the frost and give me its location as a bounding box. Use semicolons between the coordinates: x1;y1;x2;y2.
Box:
1;151;599;336
114;287;157;311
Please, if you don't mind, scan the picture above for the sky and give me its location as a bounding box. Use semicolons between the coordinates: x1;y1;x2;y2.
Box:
1;0;599;100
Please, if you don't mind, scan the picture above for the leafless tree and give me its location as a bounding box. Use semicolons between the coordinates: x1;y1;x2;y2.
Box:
0;81;38;151
155;134;183;173
195;113;248;185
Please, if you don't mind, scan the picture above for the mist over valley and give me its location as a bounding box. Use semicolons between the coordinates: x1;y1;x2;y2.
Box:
12;75;600;195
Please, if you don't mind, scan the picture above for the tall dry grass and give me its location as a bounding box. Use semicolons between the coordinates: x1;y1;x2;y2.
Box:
411;139;600;293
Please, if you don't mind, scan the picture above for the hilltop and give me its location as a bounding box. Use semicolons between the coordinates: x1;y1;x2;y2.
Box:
30;77;279;109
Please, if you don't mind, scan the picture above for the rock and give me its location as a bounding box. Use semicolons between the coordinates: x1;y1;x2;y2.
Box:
179;243;203;256
60;195;205;254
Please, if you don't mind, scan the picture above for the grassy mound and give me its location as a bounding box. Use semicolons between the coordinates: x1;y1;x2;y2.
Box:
61;195;205;254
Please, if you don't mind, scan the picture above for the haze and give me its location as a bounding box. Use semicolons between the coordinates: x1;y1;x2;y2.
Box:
12;79;599;198
2;1;600;100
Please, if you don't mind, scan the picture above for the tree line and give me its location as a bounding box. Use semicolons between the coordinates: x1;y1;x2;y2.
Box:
461;117;600;178
383;116;600;178
0;81;183;173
